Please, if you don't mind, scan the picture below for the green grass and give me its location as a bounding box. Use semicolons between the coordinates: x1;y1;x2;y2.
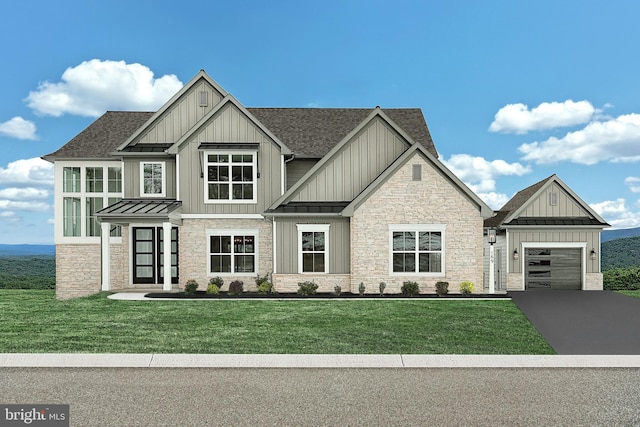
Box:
0;290;554;354
617;290;640;299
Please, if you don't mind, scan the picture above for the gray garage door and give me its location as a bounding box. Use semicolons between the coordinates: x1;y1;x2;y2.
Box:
525;248;582;290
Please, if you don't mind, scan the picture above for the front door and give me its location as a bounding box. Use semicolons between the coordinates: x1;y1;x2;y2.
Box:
133;227;178;284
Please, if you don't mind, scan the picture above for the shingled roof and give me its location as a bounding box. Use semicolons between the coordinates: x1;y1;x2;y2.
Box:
484;175;554;228
248;108;436;158
43;108;436;160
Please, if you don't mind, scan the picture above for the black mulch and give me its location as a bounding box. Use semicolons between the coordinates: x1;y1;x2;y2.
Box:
145;291;510;299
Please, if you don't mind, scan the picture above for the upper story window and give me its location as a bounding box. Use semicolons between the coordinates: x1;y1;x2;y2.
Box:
60;164;122;239
205;152;257;203
141;162;165;197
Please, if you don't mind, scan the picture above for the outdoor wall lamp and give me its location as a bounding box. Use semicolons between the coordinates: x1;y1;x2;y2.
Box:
487;228;496;245
590;248;597;260
513;248;519;260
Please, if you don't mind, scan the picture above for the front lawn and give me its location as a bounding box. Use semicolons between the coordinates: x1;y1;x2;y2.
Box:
0;290;554;354
617;290;640;299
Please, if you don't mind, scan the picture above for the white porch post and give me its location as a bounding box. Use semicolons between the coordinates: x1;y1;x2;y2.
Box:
489;244;495;294
101;222;111;291
163;222;172;291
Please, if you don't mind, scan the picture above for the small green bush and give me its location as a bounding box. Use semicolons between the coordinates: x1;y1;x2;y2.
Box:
255;273;270;287
460;281;475;295
206;283;220;295
401;281;420;296
358;282;366;296
435;281;449;296
209;276;224;288
257;281;273;294
184;279;198;295
228;280;244;295
297;281;318;296
379;281;386;296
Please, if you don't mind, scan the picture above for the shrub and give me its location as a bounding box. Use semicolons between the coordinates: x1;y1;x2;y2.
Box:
184;279;198;295
255;273;270;287
228;280;244;295
358;282;366;296
209;276;224;288
379;281;386;296
334;285;342;296
206;283;220;295
401;281;420;296
297;281;318;296
435;281;449;296
604;267;640;290
460;281;475;295
257;281;274;294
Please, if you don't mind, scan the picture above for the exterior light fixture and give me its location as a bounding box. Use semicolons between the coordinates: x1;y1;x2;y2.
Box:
590;248;597;260
487;228;496;245
513;249;519;260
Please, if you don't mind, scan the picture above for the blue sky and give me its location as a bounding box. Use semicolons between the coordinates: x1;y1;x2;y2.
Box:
1;0;640;244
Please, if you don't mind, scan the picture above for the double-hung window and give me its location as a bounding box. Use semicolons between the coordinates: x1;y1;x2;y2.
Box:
205;152;257;203
390;225;445;275
297;224;330;273
208;230;258;274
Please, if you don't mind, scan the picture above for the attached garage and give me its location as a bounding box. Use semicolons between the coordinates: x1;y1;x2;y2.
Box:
524;247;582;290
483;174;609;292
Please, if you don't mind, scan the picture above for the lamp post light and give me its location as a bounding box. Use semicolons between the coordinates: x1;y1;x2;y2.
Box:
488;228;496;294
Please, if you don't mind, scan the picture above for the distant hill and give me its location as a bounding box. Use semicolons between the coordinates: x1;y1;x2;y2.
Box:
602;236;640;271
0;244;55;257
602;227;640;242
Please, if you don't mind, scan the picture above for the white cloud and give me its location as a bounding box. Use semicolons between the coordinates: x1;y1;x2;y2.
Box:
489;100;595;134
0;157;53;186
519;114;640;165
476;191;511;210
0;187;49;200
0;117;37;140
591;198;627;217
25;59;183;117
442;154;530;210
0;200;50;213
625;177;640;193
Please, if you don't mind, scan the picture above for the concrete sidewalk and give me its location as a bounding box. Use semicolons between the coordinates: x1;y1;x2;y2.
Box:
2;353;640;368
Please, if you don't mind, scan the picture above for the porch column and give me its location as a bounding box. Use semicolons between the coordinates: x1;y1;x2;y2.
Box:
162;222;172;291
489;244;495;294
101;222;111;291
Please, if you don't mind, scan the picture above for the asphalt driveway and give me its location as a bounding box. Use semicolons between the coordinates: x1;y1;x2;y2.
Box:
510;290;640;355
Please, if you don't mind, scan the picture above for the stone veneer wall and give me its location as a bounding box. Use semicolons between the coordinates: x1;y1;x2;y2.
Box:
56;241;127;299
179;218;273;291
350;153;485;294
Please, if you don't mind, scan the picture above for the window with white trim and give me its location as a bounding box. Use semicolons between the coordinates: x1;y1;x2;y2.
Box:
390;225;445;275
205;152;257;203
208;230;257;274
141;162;165;197
60;164;122;239
297;224;330;273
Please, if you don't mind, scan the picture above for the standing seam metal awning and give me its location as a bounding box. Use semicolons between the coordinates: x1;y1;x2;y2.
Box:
96;199;182;222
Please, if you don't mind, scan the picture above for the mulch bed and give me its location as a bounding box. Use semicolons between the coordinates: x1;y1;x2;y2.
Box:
145;291;510;299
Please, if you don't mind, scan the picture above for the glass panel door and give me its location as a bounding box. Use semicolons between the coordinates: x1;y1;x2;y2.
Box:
133;227;156;284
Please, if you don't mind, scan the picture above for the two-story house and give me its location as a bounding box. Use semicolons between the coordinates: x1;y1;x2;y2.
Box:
43;69;606;299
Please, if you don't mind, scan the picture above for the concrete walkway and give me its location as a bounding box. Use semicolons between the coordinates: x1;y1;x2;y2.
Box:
2;353;640;368
511;290;640;355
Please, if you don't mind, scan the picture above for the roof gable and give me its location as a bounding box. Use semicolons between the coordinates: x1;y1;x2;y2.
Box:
166;95;291;155
117;70;227;150
486;174;609;227
342;143;493;217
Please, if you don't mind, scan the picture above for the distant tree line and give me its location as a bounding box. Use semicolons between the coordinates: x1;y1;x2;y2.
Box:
0;256;55;289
